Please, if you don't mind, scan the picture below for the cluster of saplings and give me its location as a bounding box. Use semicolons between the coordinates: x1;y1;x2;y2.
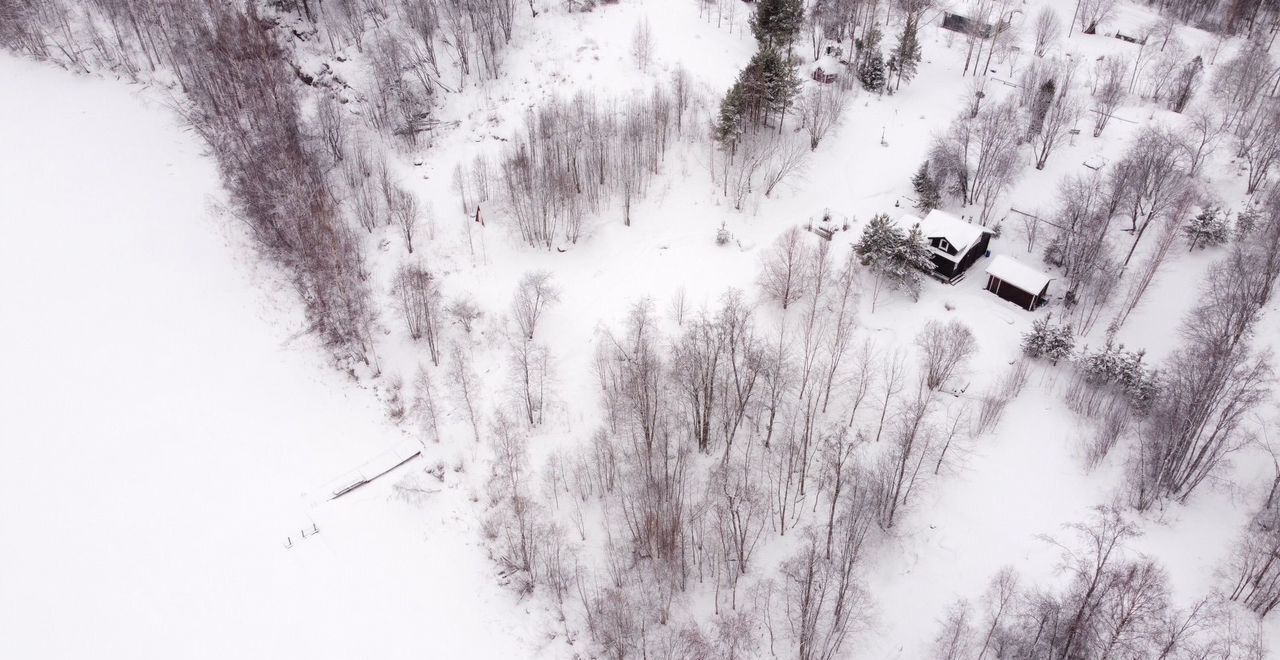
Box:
455;80;693;248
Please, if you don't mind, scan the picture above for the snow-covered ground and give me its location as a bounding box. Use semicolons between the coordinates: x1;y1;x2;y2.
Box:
0;53;558;660
5;0;1280;656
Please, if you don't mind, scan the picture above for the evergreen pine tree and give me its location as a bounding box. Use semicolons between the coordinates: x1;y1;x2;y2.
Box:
854;214;934;304
715;83;745;151
751;0;804;51
762;48;801;122
892;224;935;299
858;49;887;94
853;214;901;271
855;26;882;68
911;162;941;211
1236;204;1261;237
890;17;923;91
1022;316;1051;358
1183;206;1229;251
1022;313;1075;364
737;47;800;128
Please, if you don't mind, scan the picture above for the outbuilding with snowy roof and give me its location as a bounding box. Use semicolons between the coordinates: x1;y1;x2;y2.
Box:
895;209;993;283
984;255;1052;311
811;55;842;84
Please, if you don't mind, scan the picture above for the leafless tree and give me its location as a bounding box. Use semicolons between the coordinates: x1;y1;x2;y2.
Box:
671;66;692;135
512;270;560;339
916;319;978;391
631;17;653;71
1032;88;1081;170
448;342;481;443
1094;559;1170;659
1077;0;1115;34
1116;124;1191;268
315;96;346;165
1092;56;1128;138
1032;6;1062;57
797;84;849;150
725;131;773;210
961;0;996;76
1180;104;1223;177
873;380;934;528
412;363;442;443
1048;505;1140;660
974;359;1028;435
1239;104;1280;195
387;184;420;253
930;98;1023;223
820;254;860;411
871;349;907;443
669;287;688;326
783;524;871;660
1114;204;1186;329
510;337;549;426
759;227;812;310
762;137;811;197
975;568;1019;659
392;265;443;364
934;600;975;660
1212;37;1278;133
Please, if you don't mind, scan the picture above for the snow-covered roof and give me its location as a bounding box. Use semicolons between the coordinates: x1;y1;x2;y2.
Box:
814;55;841;72
897;210;990;255
985;255;1052;294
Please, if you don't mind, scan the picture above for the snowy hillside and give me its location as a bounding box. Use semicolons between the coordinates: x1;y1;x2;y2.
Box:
5;0;1280;658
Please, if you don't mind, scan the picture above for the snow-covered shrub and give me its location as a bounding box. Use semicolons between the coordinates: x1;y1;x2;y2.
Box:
716;222;733;246
1021;314;1075;364
1076;342;1160;412
384;375;407;422
447;295;483;333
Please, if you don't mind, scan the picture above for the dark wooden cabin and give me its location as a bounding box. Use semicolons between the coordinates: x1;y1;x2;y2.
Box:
896;209;993;283
941;12;1004;38
984;255;1052;311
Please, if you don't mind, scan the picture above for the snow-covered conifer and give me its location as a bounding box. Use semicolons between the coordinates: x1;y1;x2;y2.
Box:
1184;206;1230;251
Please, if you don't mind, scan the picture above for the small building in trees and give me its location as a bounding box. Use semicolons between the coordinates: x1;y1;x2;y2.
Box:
895;209;993;283
941;12;1004;38
811;55;841;84
984;255;1052;311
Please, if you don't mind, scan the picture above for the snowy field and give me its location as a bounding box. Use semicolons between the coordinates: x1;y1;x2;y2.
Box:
0;53;557;660
5;0;1280;657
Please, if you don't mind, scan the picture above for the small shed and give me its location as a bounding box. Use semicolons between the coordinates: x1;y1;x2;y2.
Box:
812;55;841;84
942;12;1004;38
984;255;1052;311
895;209;993;283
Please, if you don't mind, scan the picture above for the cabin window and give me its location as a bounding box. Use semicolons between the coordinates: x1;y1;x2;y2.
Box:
938;238;951;252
